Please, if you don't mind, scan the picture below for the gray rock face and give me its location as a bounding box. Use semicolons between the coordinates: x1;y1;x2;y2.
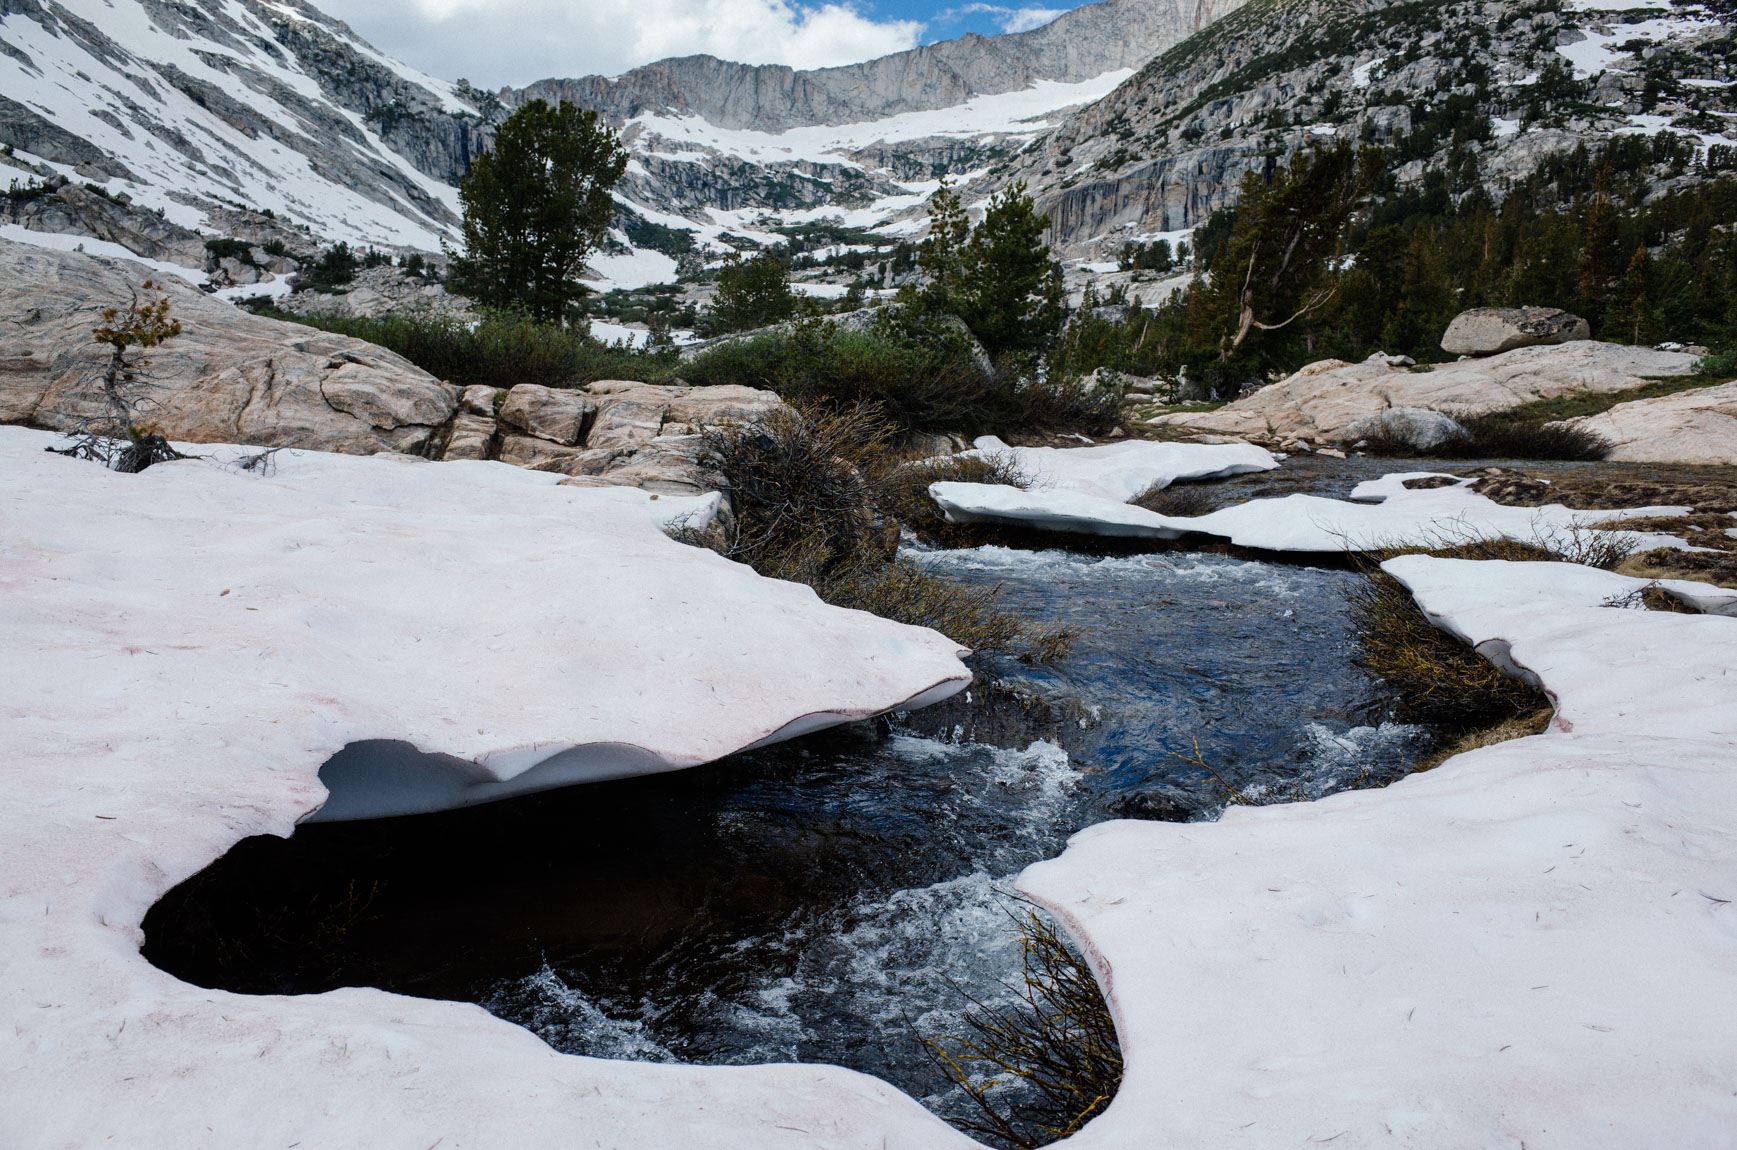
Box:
0;181;206;267
1338;408;1468;451
1005;0;1735;256
0;240;457;454
513;0;1249;132
498;384;597;446
1441;307;1593;357
1566;381;1737;465
0;0;484;255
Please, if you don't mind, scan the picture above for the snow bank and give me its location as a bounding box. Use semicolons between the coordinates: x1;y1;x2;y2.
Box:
931;470;1692;552
0;425;978;1148
962;435;1278;499
1019;554;1737;1147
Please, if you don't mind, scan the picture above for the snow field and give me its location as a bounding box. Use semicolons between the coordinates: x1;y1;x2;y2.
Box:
932;466;1696;552
0;425;978;1146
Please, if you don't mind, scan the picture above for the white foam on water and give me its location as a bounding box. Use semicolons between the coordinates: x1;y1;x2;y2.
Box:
482;963;678;1063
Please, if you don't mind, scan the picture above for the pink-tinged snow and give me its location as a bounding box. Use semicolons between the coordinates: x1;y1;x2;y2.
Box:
962;435;1278;501
0;423;981;1147
931;469;1695;551
0;0;468;249
1019;553;1737;1148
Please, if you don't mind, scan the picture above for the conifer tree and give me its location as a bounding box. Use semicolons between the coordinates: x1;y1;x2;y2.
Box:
708;251;795;334
955;181;1066;361
916;177;971;315
1197;141;1382;369
447;99;627;324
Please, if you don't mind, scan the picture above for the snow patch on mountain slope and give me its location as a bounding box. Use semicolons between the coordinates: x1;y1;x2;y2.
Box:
1;0;471;249
629;70;1134;167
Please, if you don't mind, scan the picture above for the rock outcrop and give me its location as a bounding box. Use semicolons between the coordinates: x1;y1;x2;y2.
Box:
1338;407;1468;451
0;241;457;454
448;378;789;495
1152;343;1699;446
0;180;207;268
1566;381;1737;465
514;0;1246;132
1440;307;1592;357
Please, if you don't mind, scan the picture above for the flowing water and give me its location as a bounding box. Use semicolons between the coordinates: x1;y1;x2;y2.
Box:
144;537;1428;1131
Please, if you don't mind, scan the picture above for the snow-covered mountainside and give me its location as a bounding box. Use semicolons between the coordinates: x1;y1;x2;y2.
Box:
0;0;1243;288
0;0;486;251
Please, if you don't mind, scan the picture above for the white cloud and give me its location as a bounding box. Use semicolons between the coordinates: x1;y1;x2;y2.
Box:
318;0;925;88
948;3;1066;33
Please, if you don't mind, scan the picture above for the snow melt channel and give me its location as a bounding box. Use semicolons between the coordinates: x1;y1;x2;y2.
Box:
0;426;977;1149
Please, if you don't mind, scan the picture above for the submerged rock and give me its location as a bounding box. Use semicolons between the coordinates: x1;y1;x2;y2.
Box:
1440;306;1591;356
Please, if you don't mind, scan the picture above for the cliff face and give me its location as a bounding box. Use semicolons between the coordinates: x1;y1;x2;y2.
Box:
509;0;1251;131
1000;0;1736;255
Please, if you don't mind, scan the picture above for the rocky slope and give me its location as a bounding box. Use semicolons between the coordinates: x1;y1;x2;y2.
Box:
0;0;487;251
0;0;1251;284
515;0;1248;133
995;0;1737;256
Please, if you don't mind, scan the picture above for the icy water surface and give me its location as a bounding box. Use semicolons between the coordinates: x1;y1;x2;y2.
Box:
144;545;1425;1126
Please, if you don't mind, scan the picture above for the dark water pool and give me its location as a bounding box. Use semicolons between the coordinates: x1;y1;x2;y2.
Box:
144;544;1427;1129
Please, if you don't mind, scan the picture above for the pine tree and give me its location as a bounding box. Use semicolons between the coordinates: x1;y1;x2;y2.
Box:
1577;168;1623;322
447;99;627;324
1197;141;1383;369
955;181;1066;361
1605;245;1653;345
708;251;795;334
915;177;971;314
1383;225;1457;356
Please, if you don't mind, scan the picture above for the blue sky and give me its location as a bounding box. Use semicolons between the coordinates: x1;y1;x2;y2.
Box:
318;0;1093;89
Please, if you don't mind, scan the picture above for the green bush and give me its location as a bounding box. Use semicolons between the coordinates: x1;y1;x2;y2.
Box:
684;311;1114;436
257;308;678;389
1696;349;1737;378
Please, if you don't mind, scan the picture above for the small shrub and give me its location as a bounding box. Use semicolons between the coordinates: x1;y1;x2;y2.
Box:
685;312;1114;437
881;451;1034;544
1695;350;1737;378
699;403;1072;660
48;281;188;472
1360;412;1612;461
922;906;1121;1149
1130;480;1224;516
203;237;258;265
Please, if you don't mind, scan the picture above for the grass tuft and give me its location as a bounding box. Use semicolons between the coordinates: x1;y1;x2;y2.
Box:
1408;708;1555;773
1358;411;1611;461
1130;480;1224;516
922;906;1121;1149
